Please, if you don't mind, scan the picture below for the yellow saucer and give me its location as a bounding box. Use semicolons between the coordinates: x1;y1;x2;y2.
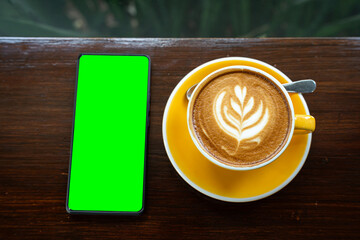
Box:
162;57;312;202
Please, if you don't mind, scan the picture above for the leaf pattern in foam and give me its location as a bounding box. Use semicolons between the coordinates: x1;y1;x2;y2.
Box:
214;85;269;145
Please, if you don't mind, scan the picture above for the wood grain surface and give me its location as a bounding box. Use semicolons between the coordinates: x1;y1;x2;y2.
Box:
0;38;359;239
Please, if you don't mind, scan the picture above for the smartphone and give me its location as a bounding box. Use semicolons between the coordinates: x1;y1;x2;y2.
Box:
66;54;150;215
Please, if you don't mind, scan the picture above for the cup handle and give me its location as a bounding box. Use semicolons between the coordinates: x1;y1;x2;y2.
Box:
294;114;316;134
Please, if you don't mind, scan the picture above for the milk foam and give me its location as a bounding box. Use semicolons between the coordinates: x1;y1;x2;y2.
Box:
192;71;290;166
213;85;269;147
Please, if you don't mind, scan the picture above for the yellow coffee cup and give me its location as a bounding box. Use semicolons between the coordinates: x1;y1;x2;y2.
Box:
187;64;315;171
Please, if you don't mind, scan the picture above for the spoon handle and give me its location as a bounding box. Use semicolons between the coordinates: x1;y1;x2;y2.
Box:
283;79;316;93
186;79;316;100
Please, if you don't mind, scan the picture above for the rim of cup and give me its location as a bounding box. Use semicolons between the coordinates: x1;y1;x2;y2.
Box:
187;65;295;171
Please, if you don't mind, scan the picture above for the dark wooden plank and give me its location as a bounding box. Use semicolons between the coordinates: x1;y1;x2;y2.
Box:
0;37;359;239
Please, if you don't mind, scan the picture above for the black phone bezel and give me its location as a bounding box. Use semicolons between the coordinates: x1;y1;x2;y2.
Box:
66;53;151;215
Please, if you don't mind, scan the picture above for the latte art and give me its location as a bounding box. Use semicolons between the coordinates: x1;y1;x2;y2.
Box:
214;85;269;151
191;71;291;167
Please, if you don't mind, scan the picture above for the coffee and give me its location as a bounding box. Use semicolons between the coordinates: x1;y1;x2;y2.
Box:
190;70;291;167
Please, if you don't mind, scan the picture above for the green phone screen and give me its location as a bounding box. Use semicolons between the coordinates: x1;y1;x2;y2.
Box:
67;54;150;214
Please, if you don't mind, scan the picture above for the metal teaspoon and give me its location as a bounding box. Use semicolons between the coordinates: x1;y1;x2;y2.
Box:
186;79;316;100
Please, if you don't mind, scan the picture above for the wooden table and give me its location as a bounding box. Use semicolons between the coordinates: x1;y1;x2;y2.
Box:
0;38;359;239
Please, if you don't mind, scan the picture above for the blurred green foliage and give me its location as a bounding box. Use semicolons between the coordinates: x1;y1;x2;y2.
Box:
0;0;359;37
